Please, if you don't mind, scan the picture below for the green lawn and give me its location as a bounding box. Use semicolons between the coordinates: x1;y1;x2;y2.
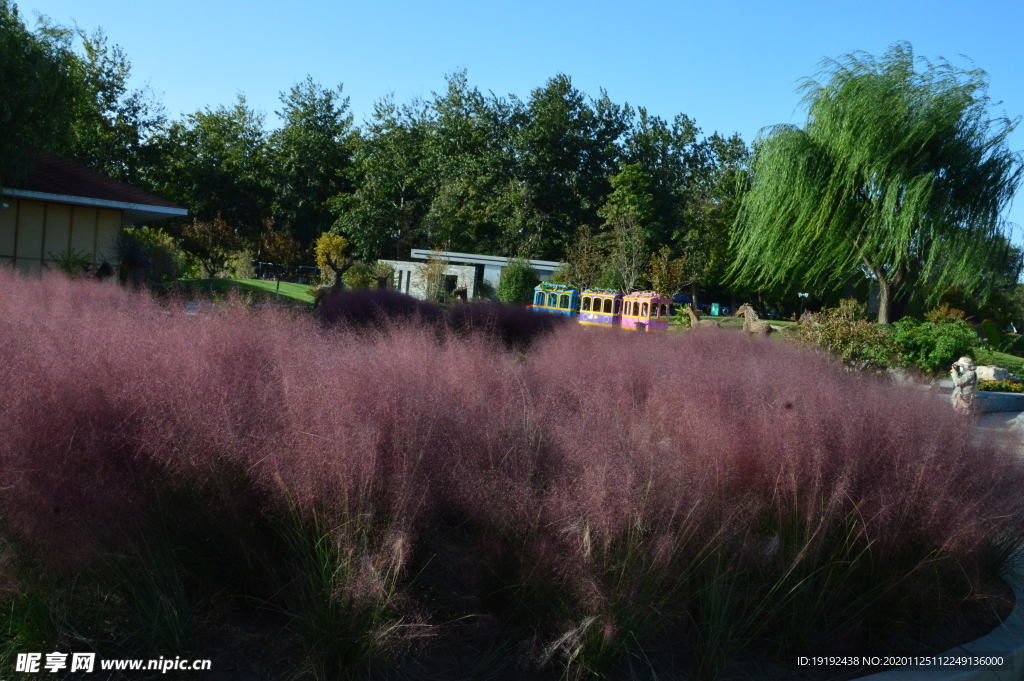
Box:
177;278;315;305
975;348;1024;375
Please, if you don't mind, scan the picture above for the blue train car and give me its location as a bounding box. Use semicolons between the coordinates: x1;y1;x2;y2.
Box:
530;283;580;316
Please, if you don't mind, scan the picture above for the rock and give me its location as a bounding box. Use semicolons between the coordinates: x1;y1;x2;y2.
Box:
976;365;1023;382
886;367;918;386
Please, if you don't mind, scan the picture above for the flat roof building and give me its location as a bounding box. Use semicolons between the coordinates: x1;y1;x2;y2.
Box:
407;249;562;293
1;149;187;274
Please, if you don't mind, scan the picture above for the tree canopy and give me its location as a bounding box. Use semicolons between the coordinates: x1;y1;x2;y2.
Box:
731;42;1023;323
4;11;750;300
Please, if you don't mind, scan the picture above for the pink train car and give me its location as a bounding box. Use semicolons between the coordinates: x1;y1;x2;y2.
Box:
620;292;671;332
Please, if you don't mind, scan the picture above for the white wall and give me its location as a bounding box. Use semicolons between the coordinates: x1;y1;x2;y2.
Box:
380;260;477;300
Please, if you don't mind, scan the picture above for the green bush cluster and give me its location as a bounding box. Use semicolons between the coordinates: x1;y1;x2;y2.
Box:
797;299;901;370
118;227;187;283
889;317;980;374
799;299;981;374
497;258;539;304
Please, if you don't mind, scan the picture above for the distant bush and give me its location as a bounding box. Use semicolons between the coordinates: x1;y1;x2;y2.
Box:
890;316;980;374
924;303;967;323
117;226;185;283
496;257;539;304
800;300;982;375
797;299;901;370
342;261;394;290
2;271;1022;679
46;248;94;276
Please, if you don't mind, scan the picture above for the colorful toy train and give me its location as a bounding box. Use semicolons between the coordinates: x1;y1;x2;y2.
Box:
530;283;671;332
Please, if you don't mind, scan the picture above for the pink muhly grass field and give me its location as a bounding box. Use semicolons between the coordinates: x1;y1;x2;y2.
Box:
1;269;1023;678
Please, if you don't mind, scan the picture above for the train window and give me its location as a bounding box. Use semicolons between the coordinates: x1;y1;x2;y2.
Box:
559;294;569;309
652;304;659;318
614;299;621;314
623;301;630;316
547;293;555;307
660;304;668;317
535;292;544;305
642;302;649;317
603;298;611;313
582;297;591;311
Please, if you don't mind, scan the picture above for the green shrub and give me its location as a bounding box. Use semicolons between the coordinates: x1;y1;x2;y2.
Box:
890;317;979;374
119;227;185;283
797;299;901;370
497;258;539;304
342;262;394;290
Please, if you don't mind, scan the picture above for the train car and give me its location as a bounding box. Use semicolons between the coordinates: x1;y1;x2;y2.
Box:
578;289;623;328
620;291;671;332
530;283;580;316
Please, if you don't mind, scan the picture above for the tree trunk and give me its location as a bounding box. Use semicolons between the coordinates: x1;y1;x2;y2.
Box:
877;276;892;325
873;264;904;325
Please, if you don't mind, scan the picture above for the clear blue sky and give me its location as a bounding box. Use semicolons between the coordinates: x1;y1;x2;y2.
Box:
25;0;1024;235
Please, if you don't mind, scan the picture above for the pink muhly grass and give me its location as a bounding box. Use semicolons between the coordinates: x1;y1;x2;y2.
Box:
1;269;1023;676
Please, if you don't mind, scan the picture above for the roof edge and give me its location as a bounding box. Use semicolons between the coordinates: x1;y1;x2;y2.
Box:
2;188;188;217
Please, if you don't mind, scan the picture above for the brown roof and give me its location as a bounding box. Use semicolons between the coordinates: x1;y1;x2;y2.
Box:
6;148;185;211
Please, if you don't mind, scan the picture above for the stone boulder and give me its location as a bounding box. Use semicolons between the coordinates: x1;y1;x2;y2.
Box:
976;365;1022;383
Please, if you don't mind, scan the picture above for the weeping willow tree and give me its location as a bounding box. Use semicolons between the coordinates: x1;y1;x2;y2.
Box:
731;42;1023;323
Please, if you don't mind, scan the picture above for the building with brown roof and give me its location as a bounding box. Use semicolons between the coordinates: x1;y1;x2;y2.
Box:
0;149;187;273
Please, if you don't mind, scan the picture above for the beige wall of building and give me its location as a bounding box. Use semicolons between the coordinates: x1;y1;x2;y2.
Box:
0;197;124;274
381;260;478;300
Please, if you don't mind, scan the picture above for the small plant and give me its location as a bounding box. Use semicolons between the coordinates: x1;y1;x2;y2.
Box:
924;303;967;323
281;512;406;681
415;251;453;302
46;249;93;276
343;261;394;290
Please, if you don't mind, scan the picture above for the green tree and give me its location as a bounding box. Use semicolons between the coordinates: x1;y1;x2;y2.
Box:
182;214;244;285
330;97;431;260
421;72;517;254
600;164;656;292
269;78;356;246
558;224;608;291
0;3;81;186
645;246;688;297
731;43;1023;324
149;96;272;239
513;75;631;258
257;224;302;293
67;28;165;187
